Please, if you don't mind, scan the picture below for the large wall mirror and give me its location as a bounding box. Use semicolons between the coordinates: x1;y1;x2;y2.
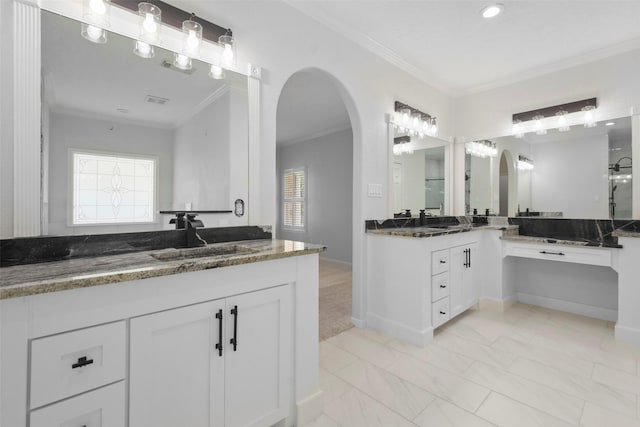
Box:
40;10;249;236
467;117;634;219
390;128;451;217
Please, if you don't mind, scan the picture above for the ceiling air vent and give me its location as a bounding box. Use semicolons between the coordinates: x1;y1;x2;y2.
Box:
160;59;196;75
145;95;170;105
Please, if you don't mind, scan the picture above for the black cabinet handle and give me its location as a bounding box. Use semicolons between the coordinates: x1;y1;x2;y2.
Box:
71;356;93;369
440;259;446;264
439;311;446;315
215;309;223;357
230;305;238;351
468;248;471;268
463;248;468;267
540;250;565;256
440;284;446;288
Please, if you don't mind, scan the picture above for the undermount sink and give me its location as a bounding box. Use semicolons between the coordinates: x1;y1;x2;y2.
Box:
150;245;257;262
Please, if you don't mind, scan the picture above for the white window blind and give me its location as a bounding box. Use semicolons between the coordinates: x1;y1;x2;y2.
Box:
72;151;156;225
283;168;305;230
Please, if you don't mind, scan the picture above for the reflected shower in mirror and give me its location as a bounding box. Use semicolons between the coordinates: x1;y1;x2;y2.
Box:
41;11;249;235
490;117;632;219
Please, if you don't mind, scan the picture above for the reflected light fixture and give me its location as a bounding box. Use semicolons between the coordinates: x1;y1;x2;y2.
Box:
517;155;534;171
481;3;504;18
606;121;616;126
219;29;236;67
182;17;203;56
465;140;497;158
512;119;524;138
533;115;546;135
173;53;192;70
393;136;413;156
133;40;154;58
556;110;570;132
138;2;161;43
84;0;110;27
512;98;597;138
209;64;226;79
81;23;107;43
582;105;597;128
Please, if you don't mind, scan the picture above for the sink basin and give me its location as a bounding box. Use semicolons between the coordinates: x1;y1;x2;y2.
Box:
151;245;257;262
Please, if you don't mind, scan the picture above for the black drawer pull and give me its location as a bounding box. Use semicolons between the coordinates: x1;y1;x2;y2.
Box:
439;311;446;315
540;250;565;256
71;356;93;369
215;309;223;357
230;305;238;351
440;259;446;264
440;284;446;288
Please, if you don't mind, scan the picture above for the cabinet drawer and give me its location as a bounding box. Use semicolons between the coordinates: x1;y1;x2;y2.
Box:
503;242;612;267
432;249;450;275
30;381;125;427
30;321;126;409
432;297;450;328
431;272;450;302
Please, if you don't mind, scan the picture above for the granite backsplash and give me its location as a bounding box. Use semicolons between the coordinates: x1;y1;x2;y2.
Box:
507;218;640;246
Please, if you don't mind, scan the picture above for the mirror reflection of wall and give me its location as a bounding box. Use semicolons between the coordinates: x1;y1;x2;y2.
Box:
41;11;249;235
490;117;632;219
465;154;491;215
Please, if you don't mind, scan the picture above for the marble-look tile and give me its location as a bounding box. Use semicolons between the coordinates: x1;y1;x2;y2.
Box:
445;312;531;345
302;414;342;427
347;326;395;344
413;397;495;427
491;336;594;378
508;358;637;418
335;359;434;420
327;329;403;368
434;331;517;370
580;402;640;427
464;361;584;425
319;368;352;404
386;354;490;413
320;341;358;373
475;392;576;427
387;338;475;374
324;388;416;427
591;363;640;396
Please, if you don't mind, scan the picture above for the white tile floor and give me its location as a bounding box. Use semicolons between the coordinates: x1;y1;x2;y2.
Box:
305;303;640;427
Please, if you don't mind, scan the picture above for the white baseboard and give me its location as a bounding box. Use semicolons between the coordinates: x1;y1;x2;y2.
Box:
296;388;324;427
614;324;640;347
366;312;433;347
516;292;618;322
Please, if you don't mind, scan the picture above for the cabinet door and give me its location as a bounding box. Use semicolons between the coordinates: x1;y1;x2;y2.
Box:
449;246;466;317
130;300;226;427
463;243;479;308
224;285;292;427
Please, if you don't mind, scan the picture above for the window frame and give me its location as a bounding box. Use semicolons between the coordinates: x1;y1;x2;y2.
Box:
68;148;159;227
281;166;307;232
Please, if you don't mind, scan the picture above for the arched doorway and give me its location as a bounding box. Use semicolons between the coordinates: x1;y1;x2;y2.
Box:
499;149;516;216
275;69;355;340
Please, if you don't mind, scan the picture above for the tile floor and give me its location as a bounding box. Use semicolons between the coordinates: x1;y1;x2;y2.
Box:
305;303;640;427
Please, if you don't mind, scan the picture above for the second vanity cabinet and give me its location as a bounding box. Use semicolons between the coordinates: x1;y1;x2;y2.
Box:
129;285;291;427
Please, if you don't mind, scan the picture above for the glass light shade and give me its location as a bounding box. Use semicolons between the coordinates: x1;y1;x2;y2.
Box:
219;31;236;67
209;64;226;79
583;105;597;128
533;115;546;135
421;118;430;133
556;111;570;132
430;118;438;136
182;20;202;56
401;109;411;124
393;144;402;156
81;23;107;44
512;121;524;138
411;113;421;129
173;53;192;70
83;0;110;27
133;40;154;58
138;3;161;43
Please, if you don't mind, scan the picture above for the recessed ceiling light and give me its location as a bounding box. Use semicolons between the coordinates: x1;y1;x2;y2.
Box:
605;121;616;126
481;3;504;18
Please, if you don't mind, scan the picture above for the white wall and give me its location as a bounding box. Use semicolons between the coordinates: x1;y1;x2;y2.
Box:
277;128;353;263
469;156;492;214
0;0;14;238
531;134;609;219
396;151;425;215
47;111;174;235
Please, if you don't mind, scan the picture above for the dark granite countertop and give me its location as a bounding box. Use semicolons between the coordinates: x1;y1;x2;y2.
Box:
499;234;623;248
0;239;325;300
366;223;518;238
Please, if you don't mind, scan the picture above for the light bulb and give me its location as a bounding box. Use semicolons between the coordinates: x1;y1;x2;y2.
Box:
222;43;234;65
133;40;154;58
186;30;199;50
174;53;192;70
89;0;106;15
209;64;225;79
422;120;429;133
143;13;157;33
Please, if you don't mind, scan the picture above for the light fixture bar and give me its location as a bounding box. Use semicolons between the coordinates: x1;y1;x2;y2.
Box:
111;0;229;43
512;98;597;124
394;101;432;122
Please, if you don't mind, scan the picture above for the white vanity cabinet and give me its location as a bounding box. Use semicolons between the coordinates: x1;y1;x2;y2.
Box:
449;242;479;317
129;285;291;427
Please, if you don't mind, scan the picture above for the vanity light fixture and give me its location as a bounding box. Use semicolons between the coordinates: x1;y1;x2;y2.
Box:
466;140;497;158
138;2;161;43
517;155;534;171
512;98;597;138
173;53;192;70
133;40;154;58
182;17;203;56
390;102;438;139
84;0;111;27
481;3;504;18
209;64;226;79
219;29;236;67
393;135;413;155
81;23;107;44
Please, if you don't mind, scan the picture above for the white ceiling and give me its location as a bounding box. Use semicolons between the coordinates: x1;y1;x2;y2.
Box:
288;0;640;96
42;11;246;129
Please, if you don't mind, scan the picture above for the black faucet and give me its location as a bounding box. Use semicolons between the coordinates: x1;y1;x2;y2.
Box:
169;212;207;248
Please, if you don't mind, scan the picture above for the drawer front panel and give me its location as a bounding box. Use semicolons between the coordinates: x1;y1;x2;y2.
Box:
504;242;612;267
431;249;450;275
432;297;450;328
431;272;450;302
30;381;125;427
30;321;126;409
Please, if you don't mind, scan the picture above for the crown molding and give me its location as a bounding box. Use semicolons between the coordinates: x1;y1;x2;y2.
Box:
277;124;352;148
172;85;230;128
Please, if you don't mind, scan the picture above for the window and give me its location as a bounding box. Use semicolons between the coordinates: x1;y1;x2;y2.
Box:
282;167;306;230
72;151;156;225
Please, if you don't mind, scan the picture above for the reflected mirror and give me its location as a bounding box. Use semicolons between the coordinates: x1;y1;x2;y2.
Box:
41;11;248;235
487;117;633;219
464;154;491;215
